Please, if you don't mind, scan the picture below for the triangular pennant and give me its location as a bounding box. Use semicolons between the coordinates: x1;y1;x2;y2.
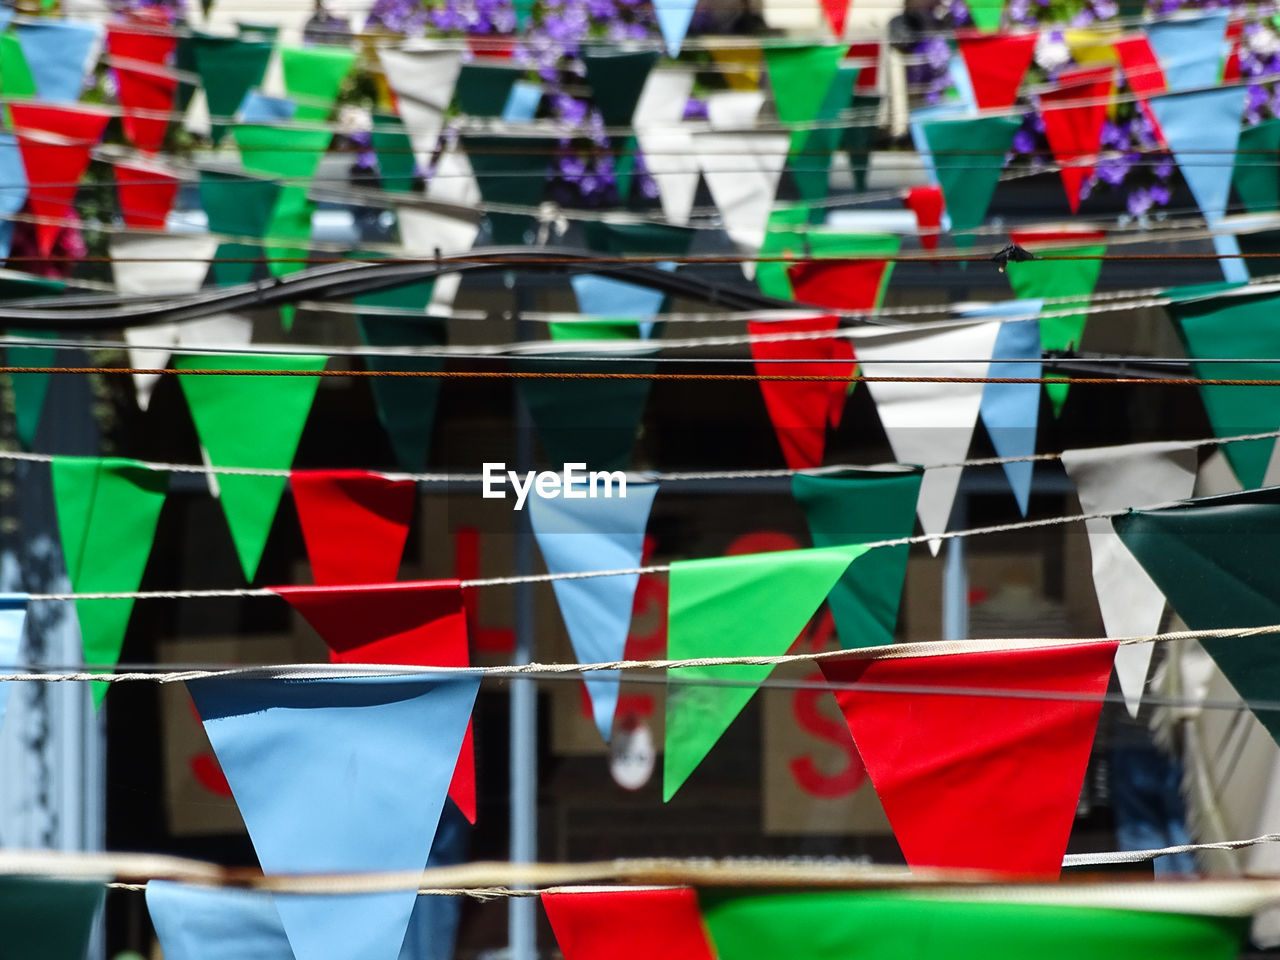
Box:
634;69;699;225
291;470;414;586
763;45;844;128
1233;118;1280;214
9;104;111;257
904;185;944;250
175;352;327;581
1061;441;1197;715
15;20;101;102
819;0;850;38
583;50;659;127
114;159;180;229
787;249;899;310
187;674;479;960
793;468;922;649
663;544;867;800
786;65;858;212
820;642;1116;875
967;0;1004;32
1040;67;1113;213
281;44;355;122
851;319;1003;554
0;877;104;960
528;482;659;742
0;131;28;258
191;34;274;145
1114;33;1166;97
454;63;520;117
654;0;698;56
1148;87;1246;227
2;274;62;447
956;32;1037;109
1146;10;1228;92
106;22;178;153
0;30;37;100
919;117;1020;246
198;170;282;286
378;47;463;165
0;594;25;731
147;882;294;960
460;134;557;244
694;124;789;279
270;581;476;824
371;113;417;193
543;888;716;960
50;457;168;705
568;275;666;341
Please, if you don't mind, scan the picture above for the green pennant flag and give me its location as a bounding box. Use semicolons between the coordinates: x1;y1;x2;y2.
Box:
191;35;274;145
198;170;281;287
281;45;356;122
1114;488;1280;745
581;221;696;256
455;64;521;117
793;467;922;649
921;116;1019;247
548;318;642;341
702;891;1246;960
371;113;417;193
663;543;867;800
842;95;879;194
0;877;105;960
3;273;65;447
0;30;36;100
1165;285;1280;489
462;135;556;245
967;0;1005;31
262;184;315;328
787;66;859;215
51;457;168;706
175;352;326;581
1005;244;1106;416
764;44;845;129
1233;118;1280;215
757;228;899;304
173;31;199;114
583;50;658;127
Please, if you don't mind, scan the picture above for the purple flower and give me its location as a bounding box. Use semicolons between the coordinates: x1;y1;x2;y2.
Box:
1126;187;1154;217
1096;153;1131;186
682;97;708;120
1149;183;1171;206
1012;128;1037;154
1155;157;1174;179
1099;119;1128;150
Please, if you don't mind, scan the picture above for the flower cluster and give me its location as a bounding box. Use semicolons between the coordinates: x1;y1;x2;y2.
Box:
1240;21;1280;125
1006;0;1116;28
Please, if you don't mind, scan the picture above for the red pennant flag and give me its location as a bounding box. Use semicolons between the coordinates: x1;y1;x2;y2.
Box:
542;888;716;960
848;43;879;91
1223;21;1243;82
115;160;179;229
1039;66;1114;212
1010;228;1107;249
106;21;178;154
291;470;415;586
788;258;890;312
904;185;944;251
820;642;1116;876
820;0;850;39
956;31;1038;109
10;104;111;256
1113;35;1166;143
271;580;478;823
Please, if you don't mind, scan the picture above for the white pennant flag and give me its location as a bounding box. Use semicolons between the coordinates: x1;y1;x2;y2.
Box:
633;68;698;226
852;318;1003;555
112;235;252;411
1061;440;1198;715
396;205;480;314
377;45;463;167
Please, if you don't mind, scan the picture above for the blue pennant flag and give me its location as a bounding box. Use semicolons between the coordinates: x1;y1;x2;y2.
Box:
571;269;672;340
0;594;26;735
1146;11;1228;93
187;674;480;960
502;81;542;123
529;482;659;741
0;134;29;260
653;0;698;56
15;20;102;103
147;882;294;960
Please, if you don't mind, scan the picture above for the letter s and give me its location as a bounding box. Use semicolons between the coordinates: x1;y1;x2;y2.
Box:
788;673;867;799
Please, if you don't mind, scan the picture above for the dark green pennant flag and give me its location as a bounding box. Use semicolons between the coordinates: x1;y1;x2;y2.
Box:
1166;284;1280;489
583;50;658;127
920;116;1019;247
3;273;65;448
793;467;922;649
1233;118;1280;214
702;890;1246;960
1114;488;1280;745
788;67;859;215
461;135;556;245
580;220;696;256
176;352;326;582
281;45;355;122
455;64;521;117
191;35;274;145
198;170;281;287
371;113;417;193
0;877;105;959
842;95;880;194
51;457;168;706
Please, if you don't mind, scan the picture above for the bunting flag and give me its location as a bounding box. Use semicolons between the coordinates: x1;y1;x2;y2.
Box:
1146;10;1229;92
852;319;1003;554
1061;441;1197;715
786;234;902;310
654;0;698;56
820;642;1116;874
763;45;844;129
14;20;101;102
281;45;355;122
50;457;168;705
793;467;922;649
528;482;659;742
956;32;1038;109
395;205;482;310
1114;488;1280;745
702;891;1247;960
0;131;27;259
1040;67;1113;212
1147;87;1245;231
583;51;658;199
291;470;415;587
455;63;520;117
0;877;105;960
371;113;416;192
378;47;463;165
461;134;557;244
968;0;1004;31
190;34;274;145
9;103;111;256
270;581;477;823
1165;285;1280;490
0;594;25;732
543;888;716;960
106;21;177;153
198;170;282;287
147;882;294;960
787;66;858;212
819;0;849;39
176;352;327;582
919;116;1020;245
187;674;480;960
663;544;867;800
0;29;35;101
904;185;944;250
1114;33;1166;97
1233;118;1280;214
114;159;180;229
3;274;64;448
568;275;666;341
633;68;698;225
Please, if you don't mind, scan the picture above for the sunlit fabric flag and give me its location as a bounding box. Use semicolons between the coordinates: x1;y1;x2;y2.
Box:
1115;32;1166;96
459;133;557;244
190;34;274;145
1040;66;1112;212
1061;441;1196;716
51;457;168;706
106;21;177;153
820;641;1115;874
786;65;859;212
0;26;35;101
147;882;294;960
634;69;699;225
396;204;481;312
851;318;1003;554
543;887;716;960
967;0;1004;31
654;0;698;55
919;116;1019;246
956;31;1037;109
0;594;25;733
188;674;479;960
1165;285;1280;490
0;876;105;960
819;0;850;39
702;890;1247;960
291;470;414;587
270;581;477;823
569;275;666;341
1146;10;1229;92
1114;488;1280;745
281;45;355;122
764;44;844;132
176;353;327;582
378;47;463;166
904;185;944;250
198;169;282;287
14;19;100;102
793;467;922;649
114;158;180;229
0;131;28;259
582;50;658;199
664;544;867;800
371;113;416;192
529;482;658;742
1234;119;1280;214
785;233;901;312
9;103;111;256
